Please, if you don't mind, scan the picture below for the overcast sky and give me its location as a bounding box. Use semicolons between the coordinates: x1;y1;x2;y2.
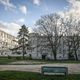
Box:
0;0;80;36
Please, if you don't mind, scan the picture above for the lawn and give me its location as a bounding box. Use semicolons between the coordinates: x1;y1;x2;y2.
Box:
0;58;15;64
0;56;80;65
0;71;80;80
31;59;80;64
0;57;46;65
0;57;21;64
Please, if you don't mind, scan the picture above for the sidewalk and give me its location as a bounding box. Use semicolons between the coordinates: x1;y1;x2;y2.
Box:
0;63;80;74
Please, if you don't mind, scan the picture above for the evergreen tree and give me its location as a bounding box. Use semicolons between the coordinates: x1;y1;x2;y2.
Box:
18;25;29;59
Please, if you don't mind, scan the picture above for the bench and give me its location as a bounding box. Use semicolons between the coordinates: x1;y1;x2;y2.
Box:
41;66;68;75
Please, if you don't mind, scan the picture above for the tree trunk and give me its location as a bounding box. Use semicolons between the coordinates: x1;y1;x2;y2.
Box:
51;47;57;60
54;51;57;60
23;48;24;59
22;49;24;59
47;35;57;60
74;50;78;61
22;35;25;59
68;48;71;60
67;43;72;60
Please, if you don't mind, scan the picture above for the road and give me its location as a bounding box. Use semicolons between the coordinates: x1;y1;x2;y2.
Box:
0;63;80;74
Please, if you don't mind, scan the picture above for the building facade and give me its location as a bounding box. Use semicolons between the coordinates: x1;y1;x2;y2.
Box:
28;33;80;60
28;33;66;60
0;29;18;56
0;30;80;60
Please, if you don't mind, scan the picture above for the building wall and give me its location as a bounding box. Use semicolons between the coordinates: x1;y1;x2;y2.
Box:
28;33;60;59
28;33;80;60
0;31;80;60
0;29;18;56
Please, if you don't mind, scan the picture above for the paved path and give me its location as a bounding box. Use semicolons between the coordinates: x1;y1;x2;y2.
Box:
0;64;80;74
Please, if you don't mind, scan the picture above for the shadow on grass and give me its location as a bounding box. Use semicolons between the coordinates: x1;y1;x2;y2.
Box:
0;71;80;80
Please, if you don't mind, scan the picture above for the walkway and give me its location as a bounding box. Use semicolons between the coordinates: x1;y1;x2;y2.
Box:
0;63;80;74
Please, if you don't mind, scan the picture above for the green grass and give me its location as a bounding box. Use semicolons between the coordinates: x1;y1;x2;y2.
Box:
0;58;16;64
28;59;80;64
45;60;80;64
0;71;80;80
0;57;22;64
0;56;80;65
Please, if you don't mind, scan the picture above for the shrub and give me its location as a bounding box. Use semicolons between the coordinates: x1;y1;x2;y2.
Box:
7;55;11;59
29;54;32;60
15;57;21;60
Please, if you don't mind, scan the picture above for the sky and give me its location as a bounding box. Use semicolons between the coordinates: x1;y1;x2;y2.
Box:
0;0;80;36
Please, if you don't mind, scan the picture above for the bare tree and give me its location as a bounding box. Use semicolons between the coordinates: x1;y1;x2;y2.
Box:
62;15;80;60
35;13;63;60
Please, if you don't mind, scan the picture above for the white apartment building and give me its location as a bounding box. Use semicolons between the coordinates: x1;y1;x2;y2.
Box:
28;33;53;59
28;33;80;60
0;29;18;56
28;33;67;60
0;30;80;60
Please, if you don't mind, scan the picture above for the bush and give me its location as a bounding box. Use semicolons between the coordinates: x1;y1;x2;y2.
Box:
15;57;22;60
29;54;32;60
7;55;11;59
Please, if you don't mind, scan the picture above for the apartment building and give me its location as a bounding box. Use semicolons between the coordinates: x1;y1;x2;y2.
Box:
28;33;65;59
0;30;80;60
28;33;80;60
0;29;18;56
